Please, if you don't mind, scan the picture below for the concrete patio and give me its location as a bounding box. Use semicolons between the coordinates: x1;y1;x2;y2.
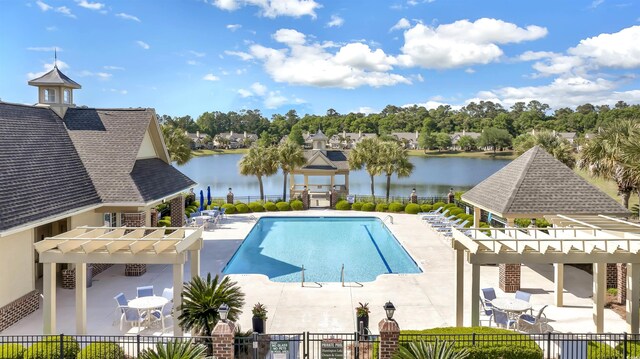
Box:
2;210;628;335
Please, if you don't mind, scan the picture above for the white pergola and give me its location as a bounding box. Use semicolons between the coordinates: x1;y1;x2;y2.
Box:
34;226;204;336
451;215;640;333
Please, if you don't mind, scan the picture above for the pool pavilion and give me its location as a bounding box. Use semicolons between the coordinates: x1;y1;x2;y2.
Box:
453;146;636;332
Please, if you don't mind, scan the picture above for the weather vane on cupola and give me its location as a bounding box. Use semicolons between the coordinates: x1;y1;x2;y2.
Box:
54;47;58;68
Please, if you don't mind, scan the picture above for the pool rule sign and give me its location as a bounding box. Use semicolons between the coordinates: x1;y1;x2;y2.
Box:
321;339;344;359
270;341;289;359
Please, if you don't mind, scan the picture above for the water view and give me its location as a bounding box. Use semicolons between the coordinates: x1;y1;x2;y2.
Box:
174;154;511;198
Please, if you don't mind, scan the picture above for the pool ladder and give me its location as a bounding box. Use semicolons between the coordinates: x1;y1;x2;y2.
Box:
383;215;394;224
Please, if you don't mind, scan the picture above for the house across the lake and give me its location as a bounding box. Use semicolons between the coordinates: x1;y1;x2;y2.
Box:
214;131;257;149
328;131;377;149
391;131;420;149
0;64;195;332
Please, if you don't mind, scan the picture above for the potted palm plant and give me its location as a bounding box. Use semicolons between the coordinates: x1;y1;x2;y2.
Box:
252;302;268;333
355;302;370;334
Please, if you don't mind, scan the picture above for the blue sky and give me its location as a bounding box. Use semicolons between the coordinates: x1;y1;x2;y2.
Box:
1;0;639;117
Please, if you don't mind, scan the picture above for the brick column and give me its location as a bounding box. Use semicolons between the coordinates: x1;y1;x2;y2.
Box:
0;290;40;332
123;212;147;276
618;263;627;303
410;189;417;204
607;264;618;289
212;321;235;359
329;190;338;209
301;187;310;210
499;264;521;293
170;196;185;227
62;267;76;289
378;319;400;359
226;188;234;204
150;208;159;227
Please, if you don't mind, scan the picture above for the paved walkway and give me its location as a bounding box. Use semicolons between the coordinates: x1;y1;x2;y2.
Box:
2;210;627;335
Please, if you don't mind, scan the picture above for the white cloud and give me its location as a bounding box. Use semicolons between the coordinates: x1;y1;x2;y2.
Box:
248;28;410;89
264;91;289;108
136;41;150;50
590;0;605;8
76;0;105;10
225;50;254;61
250;82;268;96
189;50;206;58
236;68;247;75
238;89;253;97
203;73;220;81
187;60;199;65
27;60;69;79
104;65;125;70
116;13;141;22
211;0;321;18
568;26;640;69
226;24;242;31
46;26;57;31
518;50;558;61
36;1;52;11
398;18;547;69
77;70;112;80
390;18;411;32
531;55;584;77
327;15;344;28
27;46;62;52
465;68;475;74
356;106;377;114
108;88;128;95
55;6;76;18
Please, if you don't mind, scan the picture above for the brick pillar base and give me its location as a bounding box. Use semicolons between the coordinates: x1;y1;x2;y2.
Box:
125;264;147;276
226;190;234;204
62;267;76;289
212;321;236;359
330;191;338;208
150;209;158;227
170;196;185;227
0;290;40;332
302;189;310;209
618;263;627;303
499;264;521;293
378;319;400;359
410;191;417;204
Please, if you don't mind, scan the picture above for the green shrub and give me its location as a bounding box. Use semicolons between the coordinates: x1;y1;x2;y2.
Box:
290;200;304;210
617;341;640;357
0;344;25;359
388;203;405;212
248;202;265;212
376;203;388;212
192;201;200;208
158;219;171;227
76;343;125;359
588;341;620;359
221;203;236;214
362;202;375;211
449;208;463;216
235;203;250;213
264;202;277;211
396;328;542;359
187;205;198;212
432;202;446;209
24;336;80;359
443;203;456;209
276;202;291;211
420;204;433;213
335;200;351;210
351;202;364;211
608;288;618;296
405;203;421;214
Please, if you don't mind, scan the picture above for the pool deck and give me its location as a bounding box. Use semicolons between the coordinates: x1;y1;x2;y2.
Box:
2;210;628;335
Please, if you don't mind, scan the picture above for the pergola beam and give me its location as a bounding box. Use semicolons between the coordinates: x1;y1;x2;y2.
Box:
40;251;186;264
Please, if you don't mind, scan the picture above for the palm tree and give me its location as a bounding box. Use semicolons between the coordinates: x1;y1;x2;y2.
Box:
379;142;415;202
278;141;306;201
579;120;640;208
393;339;469;359
239;144;279;201
140;340;207;359
161;125;192;165
178;273;245;337
349;137;383;201
514;130;576;168
620;125;640;207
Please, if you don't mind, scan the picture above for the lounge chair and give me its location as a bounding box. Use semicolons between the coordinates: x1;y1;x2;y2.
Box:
518;305;548;332
421;208;449;222
137;285;154;297
418;207;443;217
114;293;145;331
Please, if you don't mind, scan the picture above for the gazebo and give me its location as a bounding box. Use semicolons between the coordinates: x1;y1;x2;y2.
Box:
35;226;203;336
455;146;633;332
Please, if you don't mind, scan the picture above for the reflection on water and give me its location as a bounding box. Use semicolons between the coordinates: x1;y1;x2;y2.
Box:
174;153;511;198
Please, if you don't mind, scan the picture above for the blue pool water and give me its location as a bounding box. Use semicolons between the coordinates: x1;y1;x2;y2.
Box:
222;217;422;282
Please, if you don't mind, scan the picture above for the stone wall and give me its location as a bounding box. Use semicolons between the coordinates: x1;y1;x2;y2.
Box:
0;290;40;332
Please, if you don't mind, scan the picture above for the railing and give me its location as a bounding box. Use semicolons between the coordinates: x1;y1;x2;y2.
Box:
341;264;345;287
383;215;394;224
346;195;448;205
301;264;305;287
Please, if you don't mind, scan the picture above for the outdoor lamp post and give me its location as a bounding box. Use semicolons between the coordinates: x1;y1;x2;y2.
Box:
228;187;232;193
383;301;396;320
219;303;230;322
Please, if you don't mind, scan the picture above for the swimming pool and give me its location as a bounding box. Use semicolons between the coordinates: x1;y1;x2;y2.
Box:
222;216;422;282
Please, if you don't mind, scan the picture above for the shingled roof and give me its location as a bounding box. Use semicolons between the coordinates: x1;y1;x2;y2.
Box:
302;150;349;170
462;146;630;217
27;66;81;89
0;103;100;231
64;108;195;203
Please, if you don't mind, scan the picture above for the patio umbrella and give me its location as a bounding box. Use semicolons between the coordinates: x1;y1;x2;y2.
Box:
207;186;212;206
199;190;205;212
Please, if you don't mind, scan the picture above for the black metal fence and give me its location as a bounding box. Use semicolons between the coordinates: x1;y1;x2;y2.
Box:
345;195;448;205
3;332;640;358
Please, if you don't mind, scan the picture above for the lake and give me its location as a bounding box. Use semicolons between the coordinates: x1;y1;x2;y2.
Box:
174;153;511;199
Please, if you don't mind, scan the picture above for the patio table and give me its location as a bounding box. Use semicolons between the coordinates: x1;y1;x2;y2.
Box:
128;295;169;328
491;297;531;313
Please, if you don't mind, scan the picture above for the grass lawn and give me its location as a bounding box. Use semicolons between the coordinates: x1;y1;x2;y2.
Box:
192;148;248;156
575;168;639;209
408;149;518;160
